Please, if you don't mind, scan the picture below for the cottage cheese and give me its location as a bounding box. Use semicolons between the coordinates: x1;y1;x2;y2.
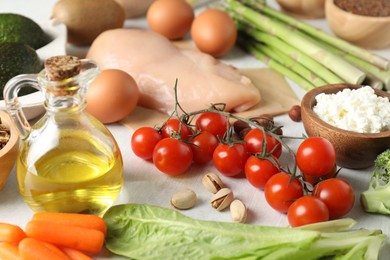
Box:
313;86;390;133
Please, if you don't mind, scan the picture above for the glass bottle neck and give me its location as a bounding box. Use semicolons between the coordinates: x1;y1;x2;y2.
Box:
43;81;86;113
38;65;99;113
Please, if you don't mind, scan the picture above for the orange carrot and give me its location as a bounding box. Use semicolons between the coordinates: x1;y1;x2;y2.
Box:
61;247;93;260
0;242;21;260
0;222;26;243
19;238;70;260
25;220;105;254
32;212;107;236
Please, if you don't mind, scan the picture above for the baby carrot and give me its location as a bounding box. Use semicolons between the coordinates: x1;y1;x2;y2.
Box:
32;212;107;236
61;247;93;260
19;238;70;260
26;220;105;254
0;222;26;243
0;242;20;260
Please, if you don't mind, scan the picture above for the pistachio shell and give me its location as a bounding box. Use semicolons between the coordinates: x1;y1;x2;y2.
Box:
202;172;224;193
170;189;197;210
230;199;247;223
210;188;234;211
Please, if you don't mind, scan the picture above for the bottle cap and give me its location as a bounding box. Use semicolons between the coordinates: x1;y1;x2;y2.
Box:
44;55;81;81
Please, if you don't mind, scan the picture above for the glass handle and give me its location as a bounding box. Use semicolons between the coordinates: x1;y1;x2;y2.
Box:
3;74;41;139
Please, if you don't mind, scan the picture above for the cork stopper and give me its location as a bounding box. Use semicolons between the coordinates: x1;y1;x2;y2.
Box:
44;55;81;81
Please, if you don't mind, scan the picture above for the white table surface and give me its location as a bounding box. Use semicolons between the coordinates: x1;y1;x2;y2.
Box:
1;0;390;259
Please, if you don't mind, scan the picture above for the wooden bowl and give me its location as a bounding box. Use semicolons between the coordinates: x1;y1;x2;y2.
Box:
301;84;390;169
276;0;325;19
0;110;19;190
325;0;390;49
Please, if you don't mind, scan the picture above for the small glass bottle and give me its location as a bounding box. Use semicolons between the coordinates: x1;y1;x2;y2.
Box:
4;55;123;215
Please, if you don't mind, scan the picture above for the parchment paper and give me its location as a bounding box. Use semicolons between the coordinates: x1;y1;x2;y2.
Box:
121;67;299;130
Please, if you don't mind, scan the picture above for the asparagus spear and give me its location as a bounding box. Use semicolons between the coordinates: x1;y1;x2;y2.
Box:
362;75;385;90
239;0;390;71
261;44;328;87
224;0;366;84
320;42;390;88
242;41;317;90
241;26;344;84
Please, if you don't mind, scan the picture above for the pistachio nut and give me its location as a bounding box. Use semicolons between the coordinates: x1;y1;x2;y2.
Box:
210;188;234;211
170;189;197;210
202;172;224;194
230;199;247;223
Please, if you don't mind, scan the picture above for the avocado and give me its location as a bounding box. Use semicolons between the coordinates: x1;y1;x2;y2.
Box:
0;43;42;100
0;13;51;49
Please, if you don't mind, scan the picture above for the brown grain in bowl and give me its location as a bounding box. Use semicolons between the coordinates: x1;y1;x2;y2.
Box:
334;0;390;17
0;118;10;149
0;110;19;190
326;0;390;49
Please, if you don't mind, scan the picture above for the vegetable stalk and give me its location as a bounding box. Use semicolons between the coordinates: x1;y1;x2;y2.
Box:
242;41;316;90
241;27;344;84
262;44;328;86
223;0;366;84
240;0;390;70
312;39;390;88
361;150;390;215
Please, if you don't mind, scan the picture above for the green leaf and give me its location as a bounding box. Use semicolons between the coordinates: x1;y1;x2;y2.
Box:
103;204;319;259
103;204;386;260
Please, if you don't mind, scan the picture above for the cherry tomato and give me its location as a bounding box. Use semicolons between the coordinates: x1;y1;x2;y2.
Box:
244;128;282;158
296;137;336;177
190;131;219;164
196;112;228;139
244;155;280;189
287;196;329;227
313;178;355;219
304;164;337;185
213;142;249;177
153;138;193;176
161;118;193;140
264;172;304;213
131;127;162;160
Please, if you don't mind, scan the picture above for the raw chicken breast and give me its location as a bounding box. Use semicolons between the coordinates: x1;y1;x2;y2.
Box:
86;29;261;115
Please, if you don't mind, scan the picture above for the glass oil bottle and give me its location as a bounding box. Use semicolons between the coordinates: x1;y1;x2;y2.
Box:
3;56;123;215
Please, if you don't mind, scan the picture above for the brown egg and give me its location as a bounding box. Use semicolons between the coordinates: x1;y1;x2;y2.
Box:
191;9;237;57
147;0;194;40
86;69;139;124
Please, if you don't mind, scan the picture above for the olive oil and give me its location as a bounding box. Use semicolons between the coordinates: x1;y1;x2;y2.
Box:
17;130;123;216
4;56;124;216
